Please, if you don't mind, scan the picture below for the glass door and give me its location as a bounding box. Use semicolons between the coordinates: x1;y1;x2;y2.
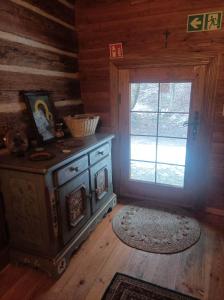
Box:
118;66;206;207
130;82;192;188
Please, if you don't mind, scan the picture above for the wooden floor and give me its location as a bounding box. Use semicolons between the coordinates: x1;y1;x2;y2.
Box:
0;203;224;300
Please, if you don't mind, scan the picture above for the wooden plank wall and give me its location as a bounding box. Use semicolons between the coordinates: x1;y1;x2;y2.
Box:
76;0;224;212
0;0;81;137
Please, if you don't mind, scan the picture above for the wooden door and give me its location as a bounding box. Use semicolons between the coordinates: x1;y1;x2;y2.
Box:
118;65;207;208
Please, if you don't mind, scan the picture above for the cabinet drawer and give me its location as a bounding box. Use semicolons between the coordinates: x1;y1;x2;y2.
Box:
55;155;88;186
89;143;110;165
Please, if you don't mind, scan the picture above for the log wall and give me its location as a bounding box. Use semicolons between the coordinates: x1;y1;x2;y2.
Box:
0;0;81;137
0;0;78;269
76;0;224;212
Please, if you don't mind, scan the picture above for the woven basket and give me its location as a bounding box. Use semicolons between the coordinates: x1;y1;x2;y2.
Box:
64;114;100;137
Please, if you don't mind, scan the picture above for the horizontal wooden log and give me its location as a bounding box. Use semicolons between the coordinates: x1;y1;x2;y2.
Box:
21;0;75;26
0;65;78;80
10;0;75;31
0;99;81;113
0;71;80;97
0;30;77;59
0;38;78;73
0;1;78;52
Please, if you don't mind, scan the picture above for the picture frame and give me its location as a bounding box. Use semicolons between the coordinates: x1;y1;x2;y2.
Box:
22;91;57;144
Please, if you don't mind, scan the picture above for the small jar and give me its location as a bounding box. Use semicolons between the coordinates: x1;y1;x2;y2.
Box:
4;129;29;156
55;122;64;138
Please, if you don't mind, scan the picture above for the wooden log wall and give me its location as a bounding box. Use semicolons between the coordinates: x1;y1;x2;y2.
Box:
76;0;224;212
0;0;78;269
0;0;81;138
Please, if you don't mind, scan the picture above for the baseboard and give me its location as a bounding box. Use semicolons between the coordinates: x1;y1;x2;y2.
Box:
206;207;224;217
0;246;9;271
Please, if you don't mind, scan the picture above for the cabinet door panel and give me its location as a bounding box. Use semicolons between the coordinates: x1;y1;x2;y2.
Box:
90;156;113;213
58;170;91;245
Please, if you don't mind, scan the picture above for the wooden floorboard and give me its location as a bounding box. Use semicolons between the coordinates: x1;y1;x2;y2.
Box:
0;203;223;300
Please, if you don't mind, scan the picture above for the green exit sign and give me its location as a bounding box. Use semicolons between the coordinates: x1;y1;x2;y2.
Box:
187;11;223;32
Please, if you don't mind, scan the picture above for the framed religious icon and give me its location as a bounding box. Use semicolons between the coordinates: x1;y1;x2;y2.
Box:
22;91;56;143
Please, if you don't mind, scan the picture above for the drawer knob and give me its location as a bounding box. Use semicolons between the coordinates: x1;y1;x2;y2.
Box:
97;151;104;156
69;166;79;172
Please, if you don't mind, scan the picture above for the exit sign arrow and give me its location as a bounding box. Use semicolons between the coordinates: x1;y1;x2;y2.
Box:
187;14;204;32
190;17;203;29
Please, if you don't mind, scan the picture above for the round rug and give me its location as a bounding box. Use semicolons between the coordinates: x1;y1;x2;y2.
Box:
112;204;201;254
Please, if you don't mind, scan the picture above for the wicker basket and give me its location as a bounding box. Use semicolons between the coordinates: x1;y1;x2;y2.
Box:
64;114;100;137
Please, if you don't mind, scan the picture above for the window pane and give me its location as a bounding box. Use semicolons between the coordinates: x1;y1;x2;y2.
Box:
131;112;157;136
130;161;155;183
158;113;189;138
157;138;187;165
160;82;191;113
156;164;185;187
131;136;156;162
131;83;159;112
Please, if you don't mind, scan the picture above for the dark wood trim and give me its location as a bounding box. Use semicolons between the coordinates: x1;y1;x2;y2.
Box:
0;246;9;271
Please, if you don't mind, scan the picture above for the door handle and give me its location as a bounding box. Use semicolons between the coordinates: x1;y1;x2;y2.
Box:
183;111;200;139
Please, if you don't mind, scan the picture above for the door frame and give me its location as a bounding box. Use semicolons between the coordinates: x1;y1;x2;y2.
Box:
110;51;220;209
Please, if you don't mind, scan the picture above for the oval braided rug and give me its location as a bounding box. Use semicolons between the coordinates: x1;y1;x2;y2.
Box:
112;204;201;254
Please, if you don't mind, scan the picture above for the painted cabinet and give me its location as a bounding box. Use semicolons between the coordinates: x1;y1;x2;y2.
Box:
0;134;117;277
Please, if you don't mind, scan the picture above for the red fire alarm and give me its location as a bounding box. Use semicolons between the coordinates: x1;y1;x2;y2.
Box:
109;43;124;59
